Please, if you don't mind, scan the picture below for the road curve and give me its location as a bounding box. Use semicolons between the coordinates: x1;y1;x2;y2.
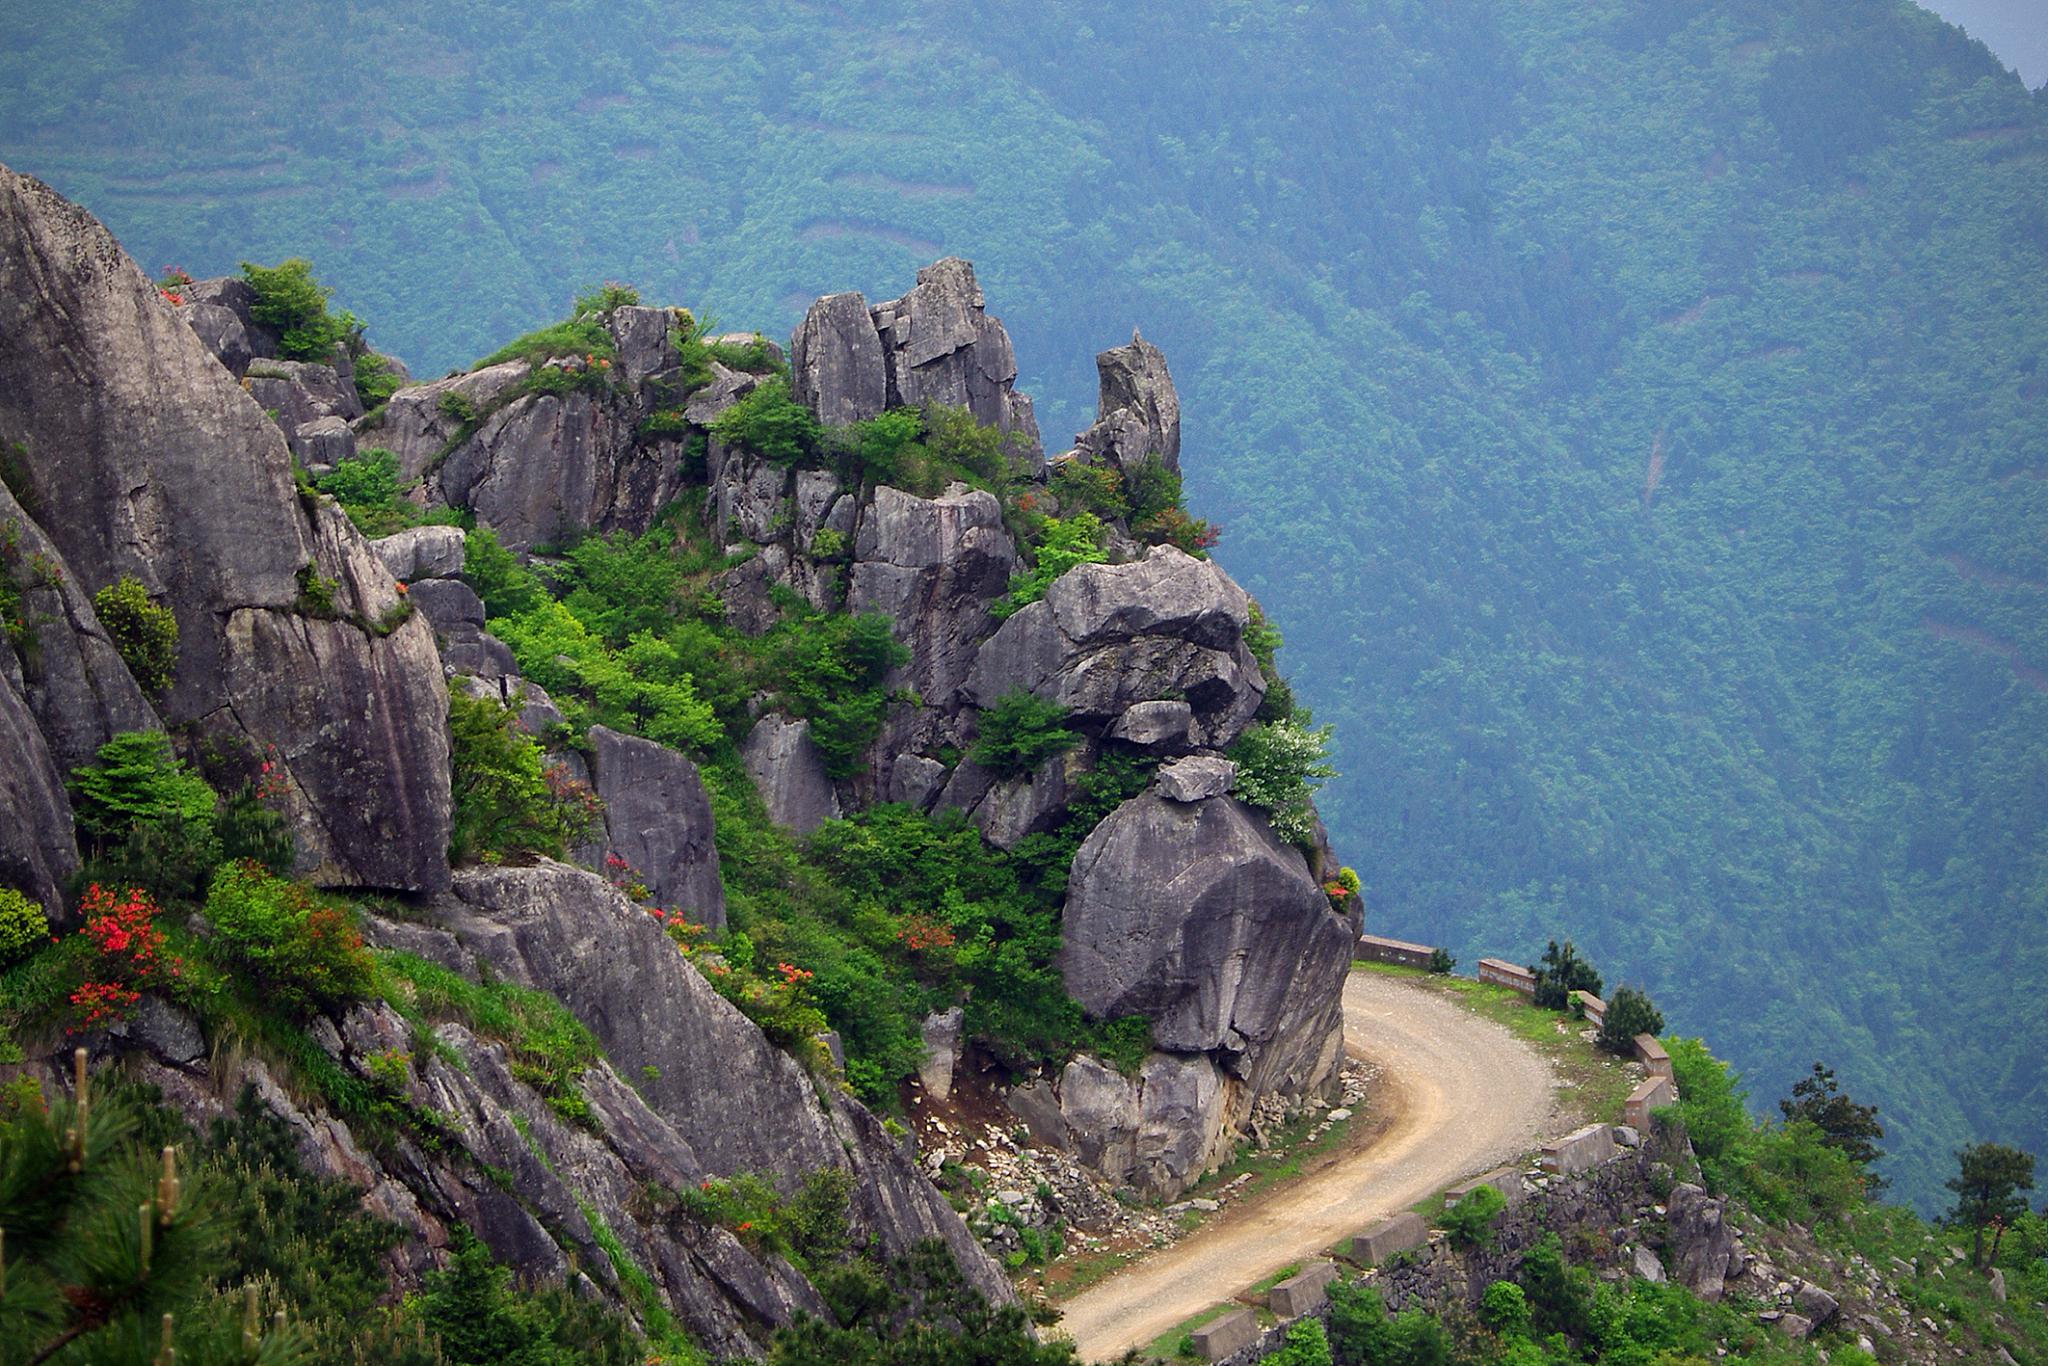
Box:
1056;972;1558;1362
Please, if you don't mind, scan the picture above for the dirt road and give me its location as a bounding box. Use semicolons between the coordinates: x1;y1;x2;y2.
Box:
1055;972;1559;1361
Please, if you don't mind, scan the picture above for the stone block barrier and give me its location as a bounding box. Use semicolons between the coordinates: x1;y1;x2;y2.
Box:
1352;1211;1429;1265
1356;932;1437;969
1626;1075;1678;1130
1477;957;1536;994
1541;1122;1618;1175
1267;1261;1339;1317
1572;989;1607;1028
1446;1165;1526;1210
1634;1033;1673;1080
1192;1307;1260;1360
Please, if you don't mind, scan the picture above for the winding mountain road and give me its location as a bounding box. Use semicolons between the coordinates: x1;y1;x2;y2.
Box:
1056;972;1559;1361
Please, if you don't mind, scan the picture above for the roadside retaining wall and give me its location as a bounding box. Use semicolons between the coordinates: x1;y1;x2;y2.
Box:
1477;958;1536;994
1356;933;1437;970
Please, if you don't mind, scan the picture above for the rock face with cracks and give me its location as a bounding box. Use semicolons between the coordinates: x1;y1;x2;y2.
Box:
0;162;451;892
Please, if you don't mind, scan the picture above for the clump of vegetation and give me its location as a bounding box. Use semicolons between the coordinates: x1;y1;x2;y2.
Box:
294;561;340;618
992;512;1108;618
1596;984;1664;1055
1228;716;1337;846
314;447;465;537
969;691;1080;777
1441;1182;1507;1249
1427;946;1456;975
70;730;222;903
1529;939;1603;1011
351;349;406;409
203;860;374;1016
764;607;909;778
0;887;50;969
836;405;1028;498
241;256;355;362
92;574;179;695
447;690;599;864
711;377;823;465
1779;1062;1885;1181
472;283;630;370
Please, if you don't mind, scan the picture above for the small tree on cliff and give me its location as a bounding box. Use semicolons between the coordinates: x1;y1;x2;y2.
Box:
1596;985;1664;1056
1948;1142;2035;1268
1780;1063;1886;1185
1529;939;1602;1010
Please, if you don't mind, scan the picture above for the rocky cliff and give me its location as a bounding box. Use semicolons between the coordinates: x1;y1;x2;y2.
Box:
0;161;1360;1355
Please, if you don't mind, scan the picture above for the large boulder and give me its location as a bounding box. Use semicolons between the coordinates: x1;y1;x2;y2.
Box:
172;275;278;372
606;305;679;385
1665;1183;1737;1301
0;164;451;891
0;665;79;914
741;715;840;835
1059;791;1355;1076
968;545;1266;749
586;725;726;929
1052;1052;1235;1200
1073;331;1181;478
245;357;363;433
868;260;1041;460
791;291;889;426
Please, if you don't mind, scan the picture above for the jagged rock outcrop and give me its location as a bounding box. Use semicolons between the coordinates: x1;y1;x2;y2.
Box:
0;163;451;891
0;667;78;914
246;357;363;433
968;545;1266;749
585;726;726;928
1035;1053;1234;1200
790;260;1041;460
1072;330;1181;478
1665;1182;1738;1301
172;275;276;374
433;387;691;555
368;361;529;483
851;483;1018;712
792;292;889;425
741;715;840;835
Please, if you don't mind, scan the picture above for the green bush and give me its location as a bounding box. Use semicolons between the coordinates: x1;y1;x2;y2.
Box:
993;513;1109;618
447;690;596;863
1529;939;1603;1010
712;378;822;465
352;350;405;408
311;447;463;538
969;691;1080;777
473;314;615;370
769;610;909;778
92;575;178;695
1597;984;1665;1055
464;527;546;617
240;257;350;362
1478;1279;1530;1334
1228;717;1336;846
1260;1316;1333;1366
203;861;374;1016
1441;1182;1507;1249
1666;1037;1753;1187
1427;946;1456;974
1049;458;1130;521
0;888;50;969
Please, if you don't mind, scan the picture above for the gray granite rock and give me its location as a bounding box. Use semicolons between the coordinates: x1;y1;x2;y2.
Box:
1157;754;1236;803
968;546;1266;750
1666;1183;1736;1301
869;260;1041;461
174;275;278;367
0;167;451;891
1059;792;1355;1082
587;725;726;929
919;1007;964;1102
246;358;363;435
889;753;949;810
791;291;889;426
741;714;840;835
371;525;468;582
292;415;356;471
849;484;1017;714
607;305;679;385
368;361;528;483
408;578;486;631
1109;698;1194;750
178;300;256;376
0;663;79;915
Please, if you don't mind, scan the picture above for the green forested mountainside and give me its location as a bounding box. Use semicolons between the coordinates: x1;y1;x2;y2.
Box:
3;0;2044;1211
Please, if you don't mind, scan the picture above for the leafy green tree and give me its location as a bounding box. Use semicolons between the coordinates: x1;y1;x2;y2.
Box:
1529;940;1602;1011
241;257;350;362
1666;1038;1753;1187
1779;1063;1885;1179
1259;1317;1333;1366
92;575;178;696
712;378;822;465
447;691;593;863
1948;1142;2036;1268
0;887;50;968
969;691;1080;776
1596;985;1664;1056
1478;1280;1529;1335
70;730;222;902
992;514;1108;618
1442;1182;1507;1249
203;861;374;1016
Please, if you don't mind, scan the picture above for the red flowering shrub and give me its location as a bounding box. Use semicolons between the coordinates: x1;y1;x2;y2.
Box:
69;883;180;1029
895;914;957;955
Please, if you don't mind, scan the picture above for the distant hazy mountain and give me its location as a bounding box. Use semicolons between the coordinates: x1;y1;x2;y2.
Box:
1;0;2042;1211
